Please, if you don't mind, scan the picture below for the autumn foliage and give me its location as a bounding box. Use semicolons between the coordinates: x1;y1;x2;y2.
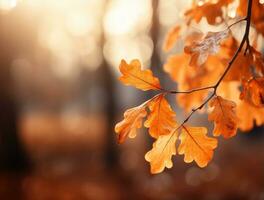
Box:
115;0;264;174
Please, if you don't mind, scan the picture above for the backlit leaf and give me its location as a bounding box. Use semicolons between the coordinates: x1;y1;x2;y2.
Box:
144;94;177;138
119;59;161;91
236;101;264;131
240;77;264;107
178;126;217;167
184;0;234;25
145;129;177;174
237;0;264;37
115;103;147;144
208;96;238;138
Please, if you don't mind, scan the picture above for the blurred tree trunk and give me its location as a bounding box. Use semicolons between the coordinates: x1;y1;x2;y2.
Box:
0;7;33;172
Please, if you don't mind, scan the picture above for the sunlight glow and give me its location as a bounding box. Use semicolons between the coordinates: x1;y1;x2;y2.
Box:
103;0;153;74
24;0;105;78
104;35;153;69
104;0;152;36
0;0;17;11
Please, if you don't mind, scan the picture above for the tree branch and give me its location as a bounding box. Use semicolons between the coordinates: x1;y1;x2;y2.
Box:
162;14;250;95
167;0;252;132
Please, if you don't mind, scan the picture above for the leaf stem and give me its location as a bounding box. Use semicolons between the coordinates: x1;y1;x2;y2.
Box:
227;17;247;29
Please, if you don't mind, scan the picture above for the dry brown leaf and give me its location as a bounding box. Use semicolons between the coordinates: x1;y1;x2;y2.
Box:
144;94;177;138
119;59;161;91
209;96;238;138
178;126;218;167
184;30;230;67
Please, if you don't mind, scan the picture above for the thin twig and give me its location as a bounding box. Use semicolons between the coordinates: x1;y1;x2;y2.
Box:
227;17;247;29
164;85;214;94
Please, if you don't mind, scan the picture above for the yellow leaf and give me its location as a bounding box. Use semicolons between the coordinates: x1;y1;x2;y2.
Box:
115;104;147;144
223;53;252;81
208;96;238;138
163;25;181;52
119;59;161;91
178;126;217;167
144;94;177;138
145;130;177;174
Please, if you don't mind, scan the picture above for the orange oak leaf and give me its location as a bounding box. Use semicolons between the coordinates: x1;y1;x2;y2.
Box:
178;126;218;167
163;25;181;52
216;37;253;81
144;94;177;138
236;101;264;131
163;54;190;83
217;81;240;105
184;30;229;67
218;37;239;59
165;55;223;111
115;103;147;144
223;52;253;81
237;0;264;37
240;77;264;107
145;129;177;174
163;54;208;111
119;59;161;91
184;0;234;25
208;96;238;138
164;54;224;111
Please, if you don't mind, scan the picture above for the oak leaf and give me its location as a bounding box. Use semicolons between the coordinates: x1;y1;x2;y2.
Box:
178;126;217;167
145;130;177;174
237;0;264;37
223;53;253;81
208;96;238;138
144;94;177;138
184;0;234;25
165;55;223;111
217;37;253;81
240;77;264;107
163;54;190;83
217;81;240;104
119;59;161;91
163;54;208;111
236;101;264;131
184;30;229;67
115;104;147;144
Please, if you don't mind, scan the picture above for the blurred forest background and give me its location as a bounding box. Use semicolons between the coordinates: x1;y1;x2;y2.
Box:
0;0;263;199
